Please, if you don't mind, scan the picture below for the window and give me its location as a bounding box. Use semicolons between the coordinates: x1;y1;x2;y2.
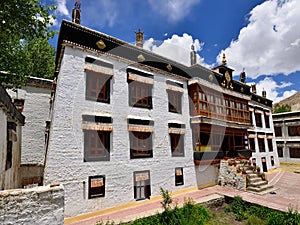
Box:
84;130;110;161
267;139;273;152
258;138;265;152
168;90;182;113
86;70;111;103
249;138;255;152
170;134;184;156
130;132;153;158
6;122;16;170
264;112;270;128
288;126;300;136
88;175;105;199
271;156;274;166
275;127;282;137
289;147;300;158
255;112;262;127
128;81;152;108
277;147;283;157
134;171;151;200
175;168;184;186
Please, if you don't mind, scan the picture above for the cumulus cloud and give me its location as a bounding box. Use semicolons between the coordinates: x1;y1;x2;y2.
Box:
144;33;206;66
250;77;297;103
218;0;300;78
147;0;201;22
56;0;70;17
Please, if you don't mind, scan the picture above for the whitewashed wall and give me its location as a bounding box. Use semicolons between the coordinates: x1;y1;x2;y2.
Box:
0;185;64;224
8;84;51;165
43;46;208;217
249;102;280;170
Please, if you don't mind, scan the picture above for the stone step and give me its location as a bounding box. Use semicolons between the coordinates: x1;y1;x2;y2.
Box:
246;170;255;174
249;177;262;183
248;180;268;187
247;184;274;193
247;173;258;178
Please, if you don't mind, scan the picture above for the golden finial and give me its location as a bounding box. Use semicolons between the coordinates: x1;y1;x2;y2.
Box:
222;52;227;66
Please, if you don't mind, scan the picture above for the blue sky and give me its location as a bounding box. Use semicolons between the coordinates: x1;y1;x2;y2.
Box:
46;0;300;103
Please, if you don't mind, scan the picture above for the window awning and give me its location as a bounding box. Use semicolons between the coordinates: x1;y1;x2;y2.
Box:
84;63;114;76
128;72;154;84
168;128;186;134
128;124;154;132
166;85;184;93
82;123;113;131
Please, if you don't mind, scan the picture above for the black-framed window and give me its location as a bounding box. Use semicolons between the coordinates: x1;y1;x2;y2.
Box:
275;127;282;137
175;167;184;186
264;113;270;128
128;81;152;109
277;147;283;157
288;126;300;136
271;156;275;166
6;122;16;170
170;134;184;157
268;139;273;152
168;90;182;113
289;147;300;158
255;112;262;127
258;138;265;152
86;70;111;103
84;130;111;161
130;132;153;159
134;171;151;200
88;175;105;199
249;138;255;152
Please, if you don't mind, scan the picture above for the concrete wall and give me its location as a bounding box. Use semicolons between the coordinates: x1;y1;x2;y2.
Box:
0;185;64;224
7;82;51;165
43;46;203;217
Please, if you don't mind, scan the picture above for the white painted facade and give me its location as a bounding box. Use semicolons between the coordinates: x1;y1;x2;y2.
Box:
44;46;217;217
248;101;280;171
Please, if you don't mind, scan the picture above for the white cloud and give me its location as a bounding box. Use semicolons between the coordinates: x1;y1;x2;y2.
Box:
251;77;297;103
147;0;201;22
56;0;70;17
218;0;300;78
144;33;206;67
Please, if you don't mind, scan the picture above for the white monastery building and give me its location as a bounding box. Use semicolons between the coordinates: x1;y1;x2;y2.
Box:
42;4;279;217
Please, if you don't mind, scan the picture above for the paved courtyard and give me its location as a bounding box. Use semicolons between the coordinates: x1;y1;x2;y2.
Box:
65;168;300;225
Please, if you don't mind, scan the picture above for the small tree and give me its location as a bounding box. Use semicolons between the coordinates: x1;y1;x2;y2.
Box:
160;187;173;211
273;104;291;114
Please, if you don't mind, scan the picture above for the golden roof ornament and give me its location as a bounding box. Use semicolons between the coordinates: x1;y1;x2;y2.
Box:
222;52;227;66
96;39;106;50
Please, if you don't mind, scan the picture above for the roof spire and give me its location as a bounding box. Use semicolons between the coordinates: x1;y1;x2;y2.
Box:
190;44;197;66
72;0;81;24
222;52;227;66
135;28;144;48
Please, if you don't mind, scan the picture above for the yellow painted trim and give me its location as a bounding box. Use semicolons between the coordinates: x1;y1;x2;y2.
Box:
197;181;216;190
280;162;300;166
64;185;209;224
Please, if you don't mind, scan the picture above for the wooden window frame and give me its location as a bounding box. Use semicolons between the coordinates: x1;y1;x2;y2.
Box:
175;167;184;186
134;171;151;200
188;84;250;124
130;131;153;159
128;81;152;109
84;130;111;161
88;175;105;199
170;133;184;157
168;90;182;114
86;70;111;103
